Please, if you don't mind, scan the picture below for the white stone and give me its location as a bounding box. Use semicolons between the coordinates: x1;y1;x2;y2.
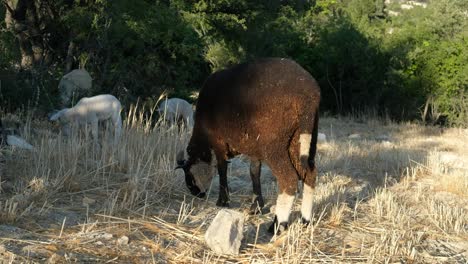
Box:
117;235;129;246
6;135;34;150
204;209;244;255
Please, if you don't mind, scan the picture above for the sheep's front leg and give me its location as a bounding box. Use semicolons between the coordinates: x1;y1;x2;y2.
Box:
112;115;122;146
90;119;99;146
216;159;230;207
249;159;264;214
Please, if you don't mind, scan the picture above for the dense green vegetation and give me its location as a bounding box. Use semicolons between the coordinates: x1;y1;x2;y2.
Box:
0;0;467;126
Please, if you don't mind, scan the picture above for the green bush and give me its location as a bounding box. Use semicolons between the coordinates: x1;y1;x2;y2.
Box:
0;0;467;126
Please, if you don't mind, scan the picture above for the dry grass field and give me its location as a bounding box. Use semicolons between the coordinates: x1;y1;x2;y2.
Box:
0;108;467;263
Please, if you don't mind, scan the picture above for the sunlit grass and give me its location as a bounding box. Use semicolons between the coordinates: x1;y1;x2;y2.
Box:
0;112;466;263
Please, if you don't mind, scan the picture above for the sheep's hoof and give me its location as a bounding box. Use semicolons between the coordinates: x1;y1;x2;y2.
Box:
188;185;205;198
267;216;288;235
216;199;229;207
301;217;310;226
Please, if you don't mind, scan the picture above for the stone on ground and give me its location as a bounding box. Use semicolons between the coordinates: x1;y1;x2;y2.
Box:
204;209;244;255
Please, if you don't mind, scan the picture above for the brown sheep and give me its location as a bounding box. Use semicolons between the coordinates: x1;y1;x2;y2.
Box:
176;58;321;234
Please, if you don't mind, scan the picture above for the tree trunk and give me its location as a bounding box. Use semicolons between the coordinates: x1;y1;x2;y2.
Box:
2;0;46;69
65;40;75;73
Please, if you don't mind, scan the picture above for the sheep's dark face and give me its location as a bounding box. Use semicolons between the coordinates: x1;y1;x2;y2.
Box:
176;150;217;198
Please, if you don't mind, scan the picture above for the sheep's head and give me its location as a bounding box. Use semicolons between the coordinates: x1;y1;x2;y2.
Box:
175;148;217;198
49;109;71;136
49;109;68;122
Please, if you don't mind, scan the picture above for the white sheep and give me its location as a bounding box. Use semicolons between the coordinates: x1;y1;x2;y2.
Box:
157;98;194;128
49;94;122;145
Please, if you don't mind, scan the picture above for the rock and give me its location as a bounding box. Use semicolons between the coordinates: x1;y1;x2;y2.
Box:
204;209;245;255
117;235;129;246
348;133;361;139
95;241;104;246
6;135;34;150
317;133;327;142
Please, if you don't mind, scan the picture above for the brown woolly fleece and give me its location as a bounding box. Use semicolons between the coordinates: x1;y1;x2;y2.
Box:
187;57;321;200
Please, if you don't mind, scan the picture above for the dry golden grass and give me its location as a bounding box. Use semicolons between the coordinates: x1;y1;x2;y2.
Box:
0;110;467;263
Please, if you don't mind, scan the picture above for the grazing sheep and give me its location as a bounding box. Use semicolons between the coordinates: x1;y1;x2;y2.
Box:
59;69;92;107
176;58;321;234
49;94;122;145
157;98;194;128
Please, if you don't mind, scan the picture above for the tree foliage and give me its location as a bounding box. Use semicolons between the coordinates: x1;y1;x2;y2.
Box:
0;0;467;126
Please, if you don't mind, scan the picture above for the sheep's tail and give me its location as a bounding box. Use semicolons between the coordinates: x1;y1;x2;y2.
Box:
299;108;319;171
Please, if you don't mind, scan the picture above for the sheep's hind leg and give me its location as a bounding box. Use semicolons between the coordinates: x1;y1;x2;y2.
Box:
249;159;264;214
300;110;319;225
301;162;317;225
267;154;298;235
112;115;122;146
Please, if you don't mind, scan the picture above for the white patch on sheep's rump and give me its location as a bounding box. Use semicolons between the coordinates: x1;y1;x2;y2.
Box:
299;133;312;157
301;184;314;221
275;192;295;224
